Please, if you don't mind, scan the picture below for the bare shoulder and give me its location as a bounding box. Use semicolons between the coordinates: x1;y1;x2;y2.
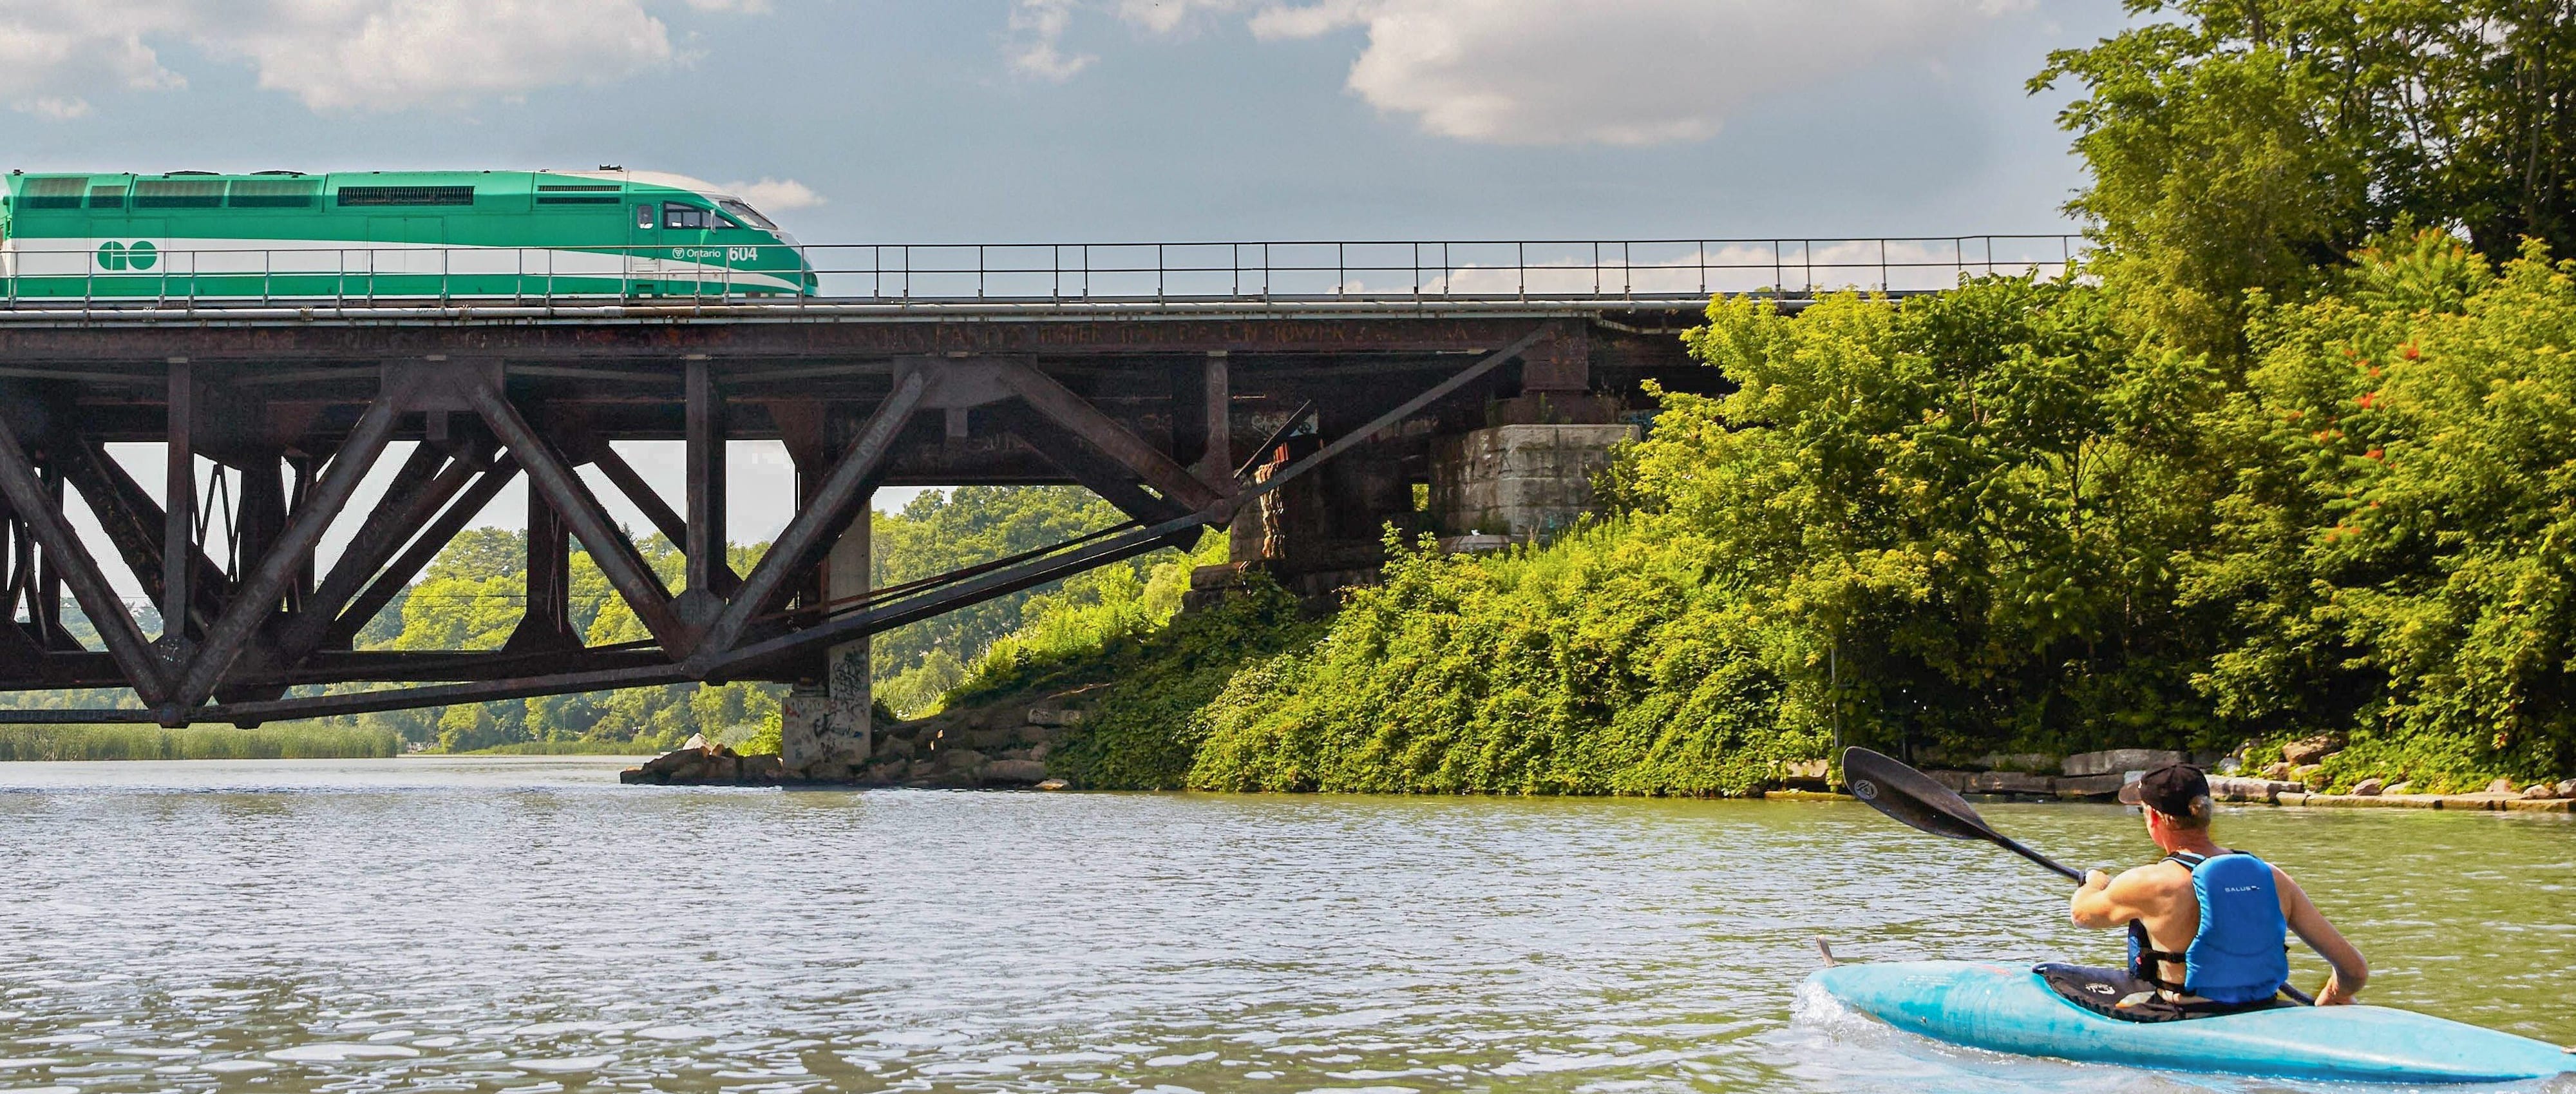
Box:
2269;863;2318;910
2111;859;2190;907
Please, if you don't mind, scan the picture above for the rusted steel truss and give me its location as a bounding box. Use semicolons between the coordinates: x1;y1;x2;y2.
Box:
0;305;1675;726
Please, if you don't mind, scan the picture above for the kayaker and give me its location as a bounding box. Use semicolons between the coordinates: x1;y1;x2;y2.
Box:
2069;762;2369;1008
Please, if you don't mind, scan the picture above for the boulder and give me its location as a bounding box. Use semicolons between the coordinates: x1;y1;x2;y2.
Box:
876;735;915;760
2063;749;2185;777
965;725;1017;750
1971;753;2062;774
2485;776;2515;794
1777;759;1830;787
938;748;987;773
1966;771;2054;795
639;747;710;783
982;759;1048;784
699;751;740;783
2260;761;2293;781
1028;707;1086;727
2522;783;2557;800
2206;775;2277;803
2383;781;2414;796
2290;763;2325;787
739;753;783;782
863;759;904;784
2559;778;2576;798
1036;778;1071;791
2351;777;2385;796
2281;734;2344;766
681;732;710;751
2053;774;2126;800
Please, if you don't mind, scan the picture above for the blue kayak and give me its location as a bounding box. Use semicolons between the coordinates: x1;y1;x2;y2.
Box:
1809;960;2573;1084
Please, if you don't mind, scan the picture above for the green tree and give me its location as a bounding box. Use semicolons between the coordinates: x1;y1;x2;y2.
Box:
2034;0;2576;351
2188;233;2576;786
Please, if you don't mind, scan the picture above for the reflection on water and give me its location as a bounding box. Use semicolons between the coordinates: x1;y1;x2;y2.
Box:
0;757;2568;1092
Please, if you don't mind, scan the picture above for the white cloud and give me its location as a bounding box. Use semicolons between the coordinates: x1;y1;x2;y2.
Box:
214;0;677;111
1011;0;2031;145
12;95;93;120
0;3;194;102
723;177;824;211
0;0;765;114
1254;0;2033;145
1009;0;1095;80
1113;0;1244;35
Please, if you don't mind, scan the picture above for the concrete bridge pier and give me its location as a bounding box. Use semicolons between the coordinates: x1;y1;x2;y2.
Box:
1218;321;1640;600
779;514;871;781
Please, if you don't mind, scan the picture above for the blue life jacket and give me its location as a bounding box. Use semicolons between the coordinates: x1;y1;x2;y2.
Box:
2126;850;2291;1005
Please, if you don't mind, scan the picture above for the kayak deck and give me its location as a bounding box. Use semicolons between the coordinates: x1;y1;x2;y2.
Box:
1808;960;2572;1084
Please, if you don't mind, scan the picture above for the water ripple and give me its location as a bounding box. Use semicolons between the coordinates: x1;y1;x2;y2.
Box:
0;758;2567;1092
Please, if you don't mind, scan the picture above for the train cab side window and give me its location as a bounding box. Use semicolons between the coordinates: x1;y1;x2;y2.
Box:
663;202;708;230
636;204;655;230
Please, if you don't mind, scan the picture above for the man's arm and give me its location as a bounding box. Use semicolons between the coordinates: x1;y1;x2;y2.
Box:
2275;867;2369;1005
2070;866;2159;929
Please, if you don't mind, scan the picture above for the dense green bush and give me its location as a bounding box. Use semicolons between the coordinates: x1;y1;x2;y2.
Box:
1185;273;2226;793
2190;236;2576;787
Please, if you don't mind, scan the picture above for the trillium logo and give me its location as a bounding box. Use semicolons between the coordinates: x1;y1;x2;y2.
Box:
96;241;158;271
1851;778;1879;801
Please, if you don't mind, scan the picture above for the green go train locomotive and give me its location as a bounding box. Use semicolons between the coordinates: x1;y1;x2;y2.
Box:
0;168;817;302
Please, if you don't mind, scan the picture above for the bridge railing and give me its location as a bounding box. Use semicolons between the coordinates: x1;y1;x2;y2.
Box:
0;235;2088;309
802;236;2087;302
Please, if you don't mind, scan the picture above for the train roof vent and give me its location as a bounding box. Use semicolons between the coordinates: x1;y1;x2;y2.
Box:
229;177;321;208
20;176;88;209
135;177;225;208
167;170;219;176
336;185;474;207
253;170;307;176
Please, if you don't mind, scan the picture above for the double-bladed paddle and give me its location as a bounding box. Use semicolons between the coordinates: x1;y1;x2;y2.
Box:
1840;745;2084;882
1837;745;2320;1005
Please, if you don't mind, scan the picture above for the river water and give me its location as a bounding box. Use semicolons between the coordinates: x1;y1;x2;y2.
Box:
1;757;2568;1094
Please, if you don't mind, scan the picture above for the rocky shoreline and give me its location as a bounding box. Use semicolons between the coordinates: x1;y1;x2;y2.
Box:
1774;744;2573;813
621;685;1097;789
620;722;2573;809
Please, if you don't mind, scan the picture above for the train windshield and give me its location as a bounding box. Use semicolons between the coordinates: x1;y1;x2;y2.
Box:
715;199;776;231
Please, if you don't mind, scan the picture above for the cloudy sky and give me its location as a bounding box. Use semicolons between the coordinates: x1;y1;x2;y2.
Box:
1;0;2131;587
1;0;2128;241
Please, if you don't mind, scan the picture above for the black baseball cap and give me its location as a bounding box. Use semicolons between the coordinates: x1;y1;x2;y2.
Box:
2118;762;2213;818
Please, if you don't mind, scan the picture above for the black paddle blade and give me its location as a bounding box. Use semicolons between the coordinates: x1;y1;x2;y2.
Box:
1842;746;2085;883
1842;746;2000;842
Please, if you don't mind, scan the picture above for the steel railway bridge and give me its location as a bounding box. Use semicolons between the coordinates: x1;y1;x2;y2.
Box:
0;235;2078;774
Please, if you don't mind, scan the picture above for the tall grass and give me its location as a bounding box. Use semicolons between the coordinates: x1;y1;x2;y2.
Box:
451;740;659;756
0;724;401;762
